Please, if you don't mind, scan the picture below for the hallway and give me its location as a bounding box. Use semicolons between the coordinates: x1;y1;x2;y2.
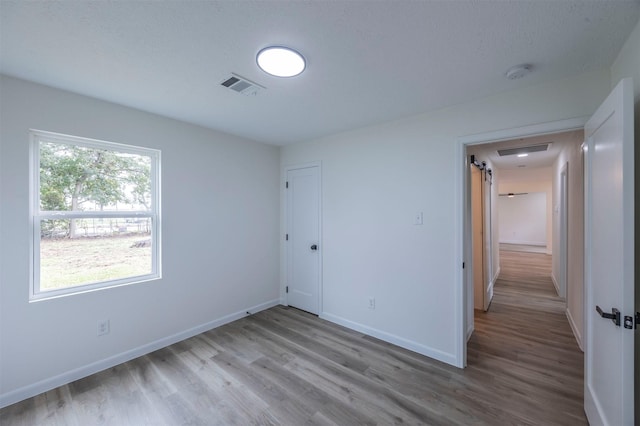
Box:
468;249;586;424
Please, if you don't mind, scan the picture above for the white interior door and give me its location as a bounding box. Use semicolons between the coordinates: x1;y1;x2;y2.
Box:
286;166;320;315
583;78;634;426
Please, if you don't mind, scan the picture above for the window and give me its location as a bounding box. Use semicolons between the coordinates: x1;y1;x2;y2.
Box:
31;130;161;300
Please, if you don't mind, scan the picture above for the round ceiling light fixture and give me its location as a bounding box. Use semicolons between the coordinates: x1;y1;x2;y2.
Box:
257;46;306;77
505;64;532;80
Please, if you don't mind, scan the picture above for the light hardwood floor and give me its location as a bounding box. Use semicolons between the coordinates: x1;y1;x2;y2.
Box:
1;250;585;425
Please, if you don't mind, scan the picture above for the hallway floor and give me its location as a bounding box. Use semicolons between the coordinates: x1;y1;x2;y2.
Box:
468;249;586;424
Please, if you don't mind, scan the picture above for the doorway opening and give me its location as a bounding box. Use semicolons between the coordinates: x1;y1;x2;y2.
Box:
456;117;588;368
465;129;584;343
460;124;587;420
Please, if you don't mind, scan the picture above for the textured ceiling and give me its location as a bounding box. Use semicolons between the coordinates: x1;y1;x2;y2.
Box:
1;1;638;145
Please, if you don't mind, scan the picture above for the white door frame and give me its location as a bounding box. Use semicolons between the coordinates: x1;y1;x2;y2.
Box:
482;168;493;311
282;161;323;314
559;163;569;300
455;116;588;368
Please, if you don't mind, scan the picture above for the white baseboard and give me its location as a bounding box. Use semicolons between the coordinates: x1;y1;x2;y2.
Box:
0;299;280;409
487;266;500;301
499;240;546;246
493;266;501;283
319;312;458;367
486;280;494;304
566;308;583;352
466;323;475;341
551;273;560;295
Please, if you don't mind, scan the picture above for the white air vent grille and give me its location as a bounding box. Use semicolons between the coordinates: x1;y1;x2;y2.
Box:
497;143;550;156
220;73;265;96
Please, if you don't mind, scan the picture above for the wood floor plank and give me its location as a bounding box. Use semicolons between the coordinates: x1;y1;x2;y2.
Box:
1;249;586;425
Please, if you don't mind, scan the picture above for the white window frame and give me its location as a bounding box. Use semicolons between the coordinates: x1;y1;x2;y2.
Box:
30;130;161;301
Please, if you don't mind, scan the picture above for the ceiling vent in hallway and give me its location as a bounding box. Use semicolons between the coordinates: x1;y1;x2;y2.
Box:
497;143;550;157
220;74;265;96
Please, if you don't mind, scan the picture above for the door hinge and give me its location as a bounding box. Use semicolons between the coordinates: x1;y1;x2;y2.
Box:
462;262;465;269
635;312;640;329
286;181;289;188
285;234;289;241
286;286;289;294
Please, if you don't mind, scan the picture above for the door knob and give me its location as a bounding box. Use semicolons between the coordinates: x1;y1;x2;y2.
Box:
310;244;318;251
596;305;621;326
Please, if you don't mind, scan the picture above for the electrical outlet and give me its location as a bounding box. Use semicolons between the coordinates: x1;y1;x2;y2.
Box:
97;319;110;336
368;297;375;309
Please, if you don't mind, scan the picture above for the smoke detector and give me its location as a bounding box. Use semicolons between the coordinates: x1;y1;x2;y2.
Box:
220;73;265;96
505;64;532;80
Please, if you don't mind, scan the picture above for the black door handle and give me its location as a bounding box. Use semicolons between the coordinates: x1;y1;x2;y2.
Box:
596;305;621;326
310;244;318;251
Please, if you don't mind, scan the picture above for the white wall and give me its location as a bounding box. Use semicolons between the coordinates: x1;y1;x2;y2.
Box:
498;192;547;246
281;69;611;366
488;165;500;305
551;132;584;348
487;165;500;314
498;167;553;253
0;76;281;406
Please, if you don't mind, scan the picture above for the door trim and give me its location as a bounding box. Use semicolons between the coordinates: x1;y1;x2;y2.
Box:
455;116;589;368
559;162;569;300
282;161;323;315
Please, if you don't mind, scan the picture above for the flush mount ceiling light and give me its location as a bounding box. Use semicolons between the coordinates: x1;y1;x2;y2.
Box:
505;64;532;80
257;46;306;77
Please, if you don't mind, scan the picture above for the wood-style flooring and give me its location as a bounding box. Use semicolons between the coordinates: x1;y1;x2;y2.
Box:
1;250;585;425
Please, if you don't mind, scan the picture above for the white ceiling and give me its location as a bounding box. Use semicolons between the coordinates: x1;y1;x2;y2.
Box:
1;1;638;146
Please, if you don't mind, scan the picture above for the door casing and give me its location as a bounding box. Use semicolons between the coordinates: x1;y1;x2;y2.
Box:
282;161;323;315
456;116;589;368
559;163;569;300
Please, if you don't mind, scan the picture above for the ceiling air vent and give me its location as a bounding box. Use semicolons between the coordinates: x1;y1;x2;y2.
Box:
220;73;265;96
497;143;550;157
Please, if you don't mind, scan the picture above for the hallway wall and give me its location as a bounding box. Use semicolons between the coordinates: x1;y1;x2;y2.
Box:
552;132;585;350
498;168;553;254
